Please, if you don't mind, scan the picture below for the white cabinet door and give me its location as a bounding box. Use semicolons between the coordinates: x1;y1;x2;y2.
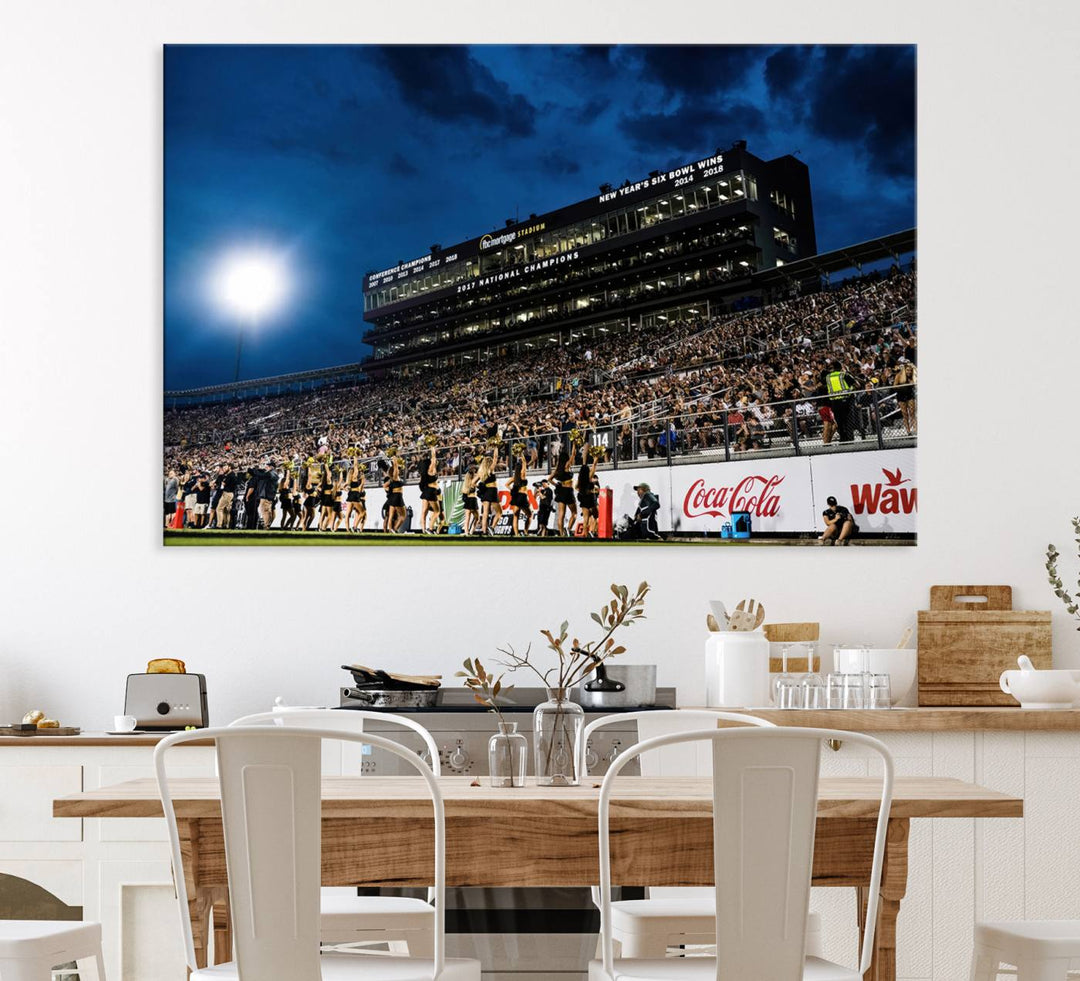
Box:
0;766;82;841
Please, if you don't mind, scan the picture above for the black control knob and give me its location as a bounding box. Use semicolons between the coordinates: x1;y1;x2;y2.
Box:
156;702;171;716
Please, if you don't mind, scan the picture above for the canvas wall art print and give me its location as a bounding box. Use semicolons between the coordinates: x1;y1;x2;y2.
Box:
163;44;916;546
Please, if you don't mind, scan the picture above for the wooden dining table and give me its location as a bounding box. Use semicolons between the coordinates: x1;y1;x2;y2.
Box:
54;775;1022;981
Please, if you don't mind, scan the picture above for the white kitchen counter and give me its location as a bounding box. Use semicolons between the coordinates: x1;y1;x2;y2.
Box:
2;720;1076;981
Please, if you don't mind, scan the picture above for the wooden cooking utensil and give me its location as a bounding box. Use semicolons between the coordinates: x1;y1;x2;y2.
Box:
706;614;722;632
729;599;765;631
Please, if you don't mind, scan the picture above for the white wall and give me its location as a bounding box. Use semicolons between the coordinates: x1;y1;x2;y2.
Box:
1;0;1079;729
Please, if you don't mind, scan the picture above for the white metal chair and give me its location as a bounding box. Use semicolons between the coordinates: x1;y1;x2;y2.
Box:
589;726;894;981
579;710;822;960
155;725;480;980
0;921;105;981
230;709;438;955
969;921;1080;980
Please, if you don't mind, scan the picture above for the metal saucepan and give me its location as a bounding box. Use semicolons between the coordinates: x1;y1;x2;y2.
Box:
576;664;657;709
340;688;439;708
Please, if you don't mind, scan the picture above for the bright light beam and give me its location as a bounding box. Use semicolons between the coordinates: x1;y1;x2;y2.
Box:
215;249;290;321
212;247;292;382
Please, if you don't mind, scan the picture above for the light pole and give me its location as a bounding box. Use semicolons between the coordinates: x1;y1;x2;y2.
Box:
214;249;289;382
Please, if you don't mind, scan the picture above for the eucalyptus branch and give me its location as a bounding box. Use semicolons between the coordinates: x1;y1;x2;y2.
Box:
495;582;651;693
493;643;553;687
456;657;515;723
1046;518;1080;627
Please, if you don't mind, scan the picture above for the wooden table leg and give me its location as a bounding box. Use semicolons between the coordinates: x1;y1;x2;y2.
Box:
857;818;909;981
177;818;216;971
211;886;232;964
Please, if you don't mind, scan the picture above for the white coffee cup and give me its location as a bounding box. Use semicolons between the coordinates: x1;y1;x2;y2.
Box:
113;715;138;732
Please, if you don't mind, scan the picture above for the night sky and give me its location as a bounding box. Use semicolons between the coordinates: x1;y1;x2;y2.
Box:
164;44;916;390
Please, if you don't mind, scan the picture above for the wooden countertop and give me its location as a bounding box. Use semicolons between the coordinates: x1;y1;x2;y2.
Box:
53;774;1023;821
0;732;210;747
685;707;1080;731
6;706;1080;745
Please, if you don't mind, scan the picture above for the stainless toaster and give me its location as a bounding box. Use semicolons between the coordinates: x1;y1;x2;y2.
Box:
124;673;209;730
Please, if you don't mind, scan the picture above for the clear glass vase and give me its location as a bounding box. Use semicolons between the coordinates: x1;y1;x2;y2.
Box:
488;721;528;788
533;687;584;786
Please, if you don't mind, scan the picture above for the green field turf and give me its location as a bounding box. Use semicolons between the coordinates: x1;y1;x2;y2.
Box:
164;530;909;547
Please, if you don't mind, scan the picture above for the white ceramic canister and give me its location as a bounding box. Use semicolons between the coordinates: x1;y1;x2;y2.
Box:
704;630;771;707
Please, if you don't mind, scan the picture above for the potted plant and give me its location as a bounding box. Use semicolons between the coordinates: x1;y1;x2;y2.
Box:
495;582;650;786
456;657;527;788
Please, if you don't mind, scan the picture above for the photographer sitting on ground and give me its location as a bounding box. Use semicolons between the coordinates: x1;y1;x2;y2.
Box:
820;495;858;546
633;483;661;540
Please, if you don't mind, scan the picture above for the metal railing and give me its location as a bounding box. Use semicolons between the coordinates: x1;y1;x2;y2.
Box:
352;384;916;484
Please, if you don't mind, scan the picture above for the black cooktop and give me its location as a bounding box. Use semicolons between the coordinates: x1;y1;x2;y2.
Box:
337;686;676;713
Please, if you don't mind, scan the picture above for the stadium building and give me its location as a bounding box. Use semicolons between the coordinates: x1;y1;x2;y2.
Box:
361;142;817;376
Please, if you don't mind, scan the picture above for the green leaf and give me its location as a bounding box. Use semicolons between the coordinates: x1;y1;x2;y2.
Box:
591;612;603;625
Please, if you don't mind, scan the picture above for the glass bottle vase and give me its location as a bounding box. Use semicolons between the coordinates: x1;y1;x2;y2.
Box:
533;687;584;786
488;721;528;788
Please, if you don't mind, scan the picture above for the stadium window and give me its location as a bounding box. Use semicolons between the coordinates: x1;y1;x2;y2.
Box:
670;195;686;218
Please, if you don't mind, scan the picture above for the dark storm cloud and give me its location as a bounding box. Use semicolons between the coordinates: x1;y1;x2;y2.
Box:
165;44;915;389
387;152;419;177
619;103;767;155
766;45;916;180
635;45;761;96
376;46;538;136
539;149;581;175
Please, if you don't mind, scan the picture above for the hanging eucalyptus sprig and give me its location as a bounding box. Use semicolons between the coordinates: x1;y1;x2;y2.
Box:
1046;516;1080;628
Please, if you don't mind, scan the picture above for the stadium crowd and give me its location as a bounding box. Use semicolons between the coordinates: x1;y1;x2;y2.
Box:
164;268;916;531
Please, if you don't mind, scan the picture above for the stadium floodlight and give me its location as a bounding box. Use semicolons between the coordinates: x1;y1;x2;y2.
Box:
213;247;291;382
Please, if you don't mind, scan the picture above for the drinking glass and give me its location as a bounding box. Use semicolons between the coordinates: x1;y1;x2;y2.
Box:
773;645;798;705
775;676;803;709
800;673;825;709
868;674;893;710
825;673;846;710
841;673;866;709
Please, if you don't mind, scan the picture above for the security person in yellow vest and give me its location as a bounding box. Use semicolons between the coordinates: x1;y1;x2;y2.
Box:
822;365;859;442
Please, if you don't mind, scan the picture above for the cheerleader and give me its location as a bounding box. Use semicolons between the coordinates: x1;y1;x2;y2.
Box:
383;456;406;533
460;464;480;536
507;449;531;537
477;445;502;535
344;459;366;533
302;459;320;530
318;462;336;532
278;467;297;530
330;468;346;533
576;446;599;538
547;446;577;536
418;446;440;534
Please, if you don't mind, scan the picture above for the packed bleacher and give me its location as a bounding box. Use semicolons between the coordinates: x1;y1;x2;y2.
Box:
164;267;916;483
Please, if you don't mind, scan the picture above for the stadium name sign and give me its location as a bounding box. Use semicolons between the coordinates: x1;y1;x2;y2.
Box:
479;220;547;251
456;250;581;293
597;153;727;204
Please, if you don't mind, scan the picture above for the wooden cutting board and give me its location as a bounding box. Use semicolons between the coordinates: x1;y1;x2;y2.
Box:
917;585;1052;705
0;726;81;737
